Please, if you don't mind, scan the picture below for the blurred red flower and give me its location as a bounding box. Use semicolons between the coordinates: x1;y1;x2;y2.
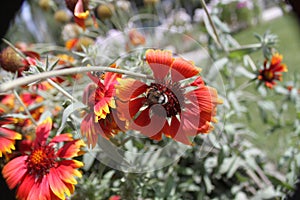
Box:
258;53;288;89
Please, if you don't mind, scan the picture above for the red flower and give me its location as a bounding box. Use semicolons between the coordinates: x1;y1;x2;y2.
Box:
0;110;22;157
258;53;288;89
116;49;223;145
2;117;85;200
65;0;90;29
80;67;124;147
109;195;121;200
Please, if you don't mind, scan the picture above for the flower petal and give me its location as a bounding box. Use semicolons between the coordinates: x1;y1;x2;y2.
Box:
50;133;73;144
16;174;35;200
116;78;147;101
80;113;98;148
57;139;85;158
48;168;71;199
2;156;28;189
145;49;173;80
34;117;52;147
171;58;201;81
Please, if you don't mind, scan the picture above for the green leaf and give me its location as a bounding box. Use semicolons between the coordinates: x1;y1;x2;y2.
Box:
203;174;214;194
82;150;98;171
266;174;294;191
228;46;260;59
57;101;87;135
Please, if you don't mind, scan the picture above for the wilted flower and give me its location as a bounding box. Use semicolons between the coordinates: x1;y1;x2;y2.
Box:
116;49;222;145
2;117;85;200
0;109;22;157
258;53;288;89
80;66;124;147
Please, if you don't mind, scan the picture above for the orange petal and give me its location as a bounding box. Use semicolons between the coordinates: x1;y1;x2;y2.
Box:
145;49;174;80
57;139;85;158
171;58;201;81
115;78;147;101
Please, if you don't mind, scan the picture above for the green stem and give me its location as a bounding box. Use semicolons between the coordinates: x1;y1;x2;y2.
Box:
227;43;262;52
199;0;226;52
0;66;153;92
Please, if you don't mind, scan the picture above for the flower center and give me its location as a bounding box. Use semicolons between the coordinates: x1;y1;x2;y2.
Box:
263;70;274;81
146;82;182;117
27;146;57;178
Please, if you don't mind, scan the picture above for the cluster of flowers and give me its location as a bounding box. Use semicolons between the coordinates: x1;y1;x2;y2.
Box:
81;49;223;147
0;0;289;199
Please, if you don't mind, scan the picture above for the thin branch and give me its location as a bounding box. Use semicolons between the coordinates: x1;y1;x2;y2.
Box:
227;43;262;52
0;66;153;92
13;90;38;126
199;0;226;51
47;78;79;102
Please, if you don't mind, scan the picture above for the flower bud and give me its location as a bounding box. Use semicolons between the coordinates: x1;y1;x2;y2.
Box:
95;4;114;20
54;10;72;23
0;47;25;72
39;0;51;11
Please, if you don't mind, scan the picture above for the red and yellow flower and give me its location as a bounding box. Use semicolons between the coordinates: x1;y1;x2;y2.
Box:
116;49;223;145
0;109;22;157
80;67;125;147
2;117;85;200
65;0;90;29
258;53;288;89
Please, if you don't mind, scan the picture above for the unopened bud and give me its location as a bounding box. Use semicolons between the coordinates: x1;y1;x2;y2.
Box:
95;4;114;20
54;10;72;23
0;47;25;72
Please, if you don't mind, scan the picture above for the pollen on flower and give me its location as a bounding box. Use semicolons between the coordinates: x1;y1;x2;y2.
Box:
27;146;56;177
30;149;45;164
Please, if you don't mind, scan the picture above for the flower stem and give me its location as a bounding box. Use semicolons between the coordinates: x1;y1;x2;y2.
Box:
227;43;262;53
13;90;38;126
199;0;226;51
47;78;79;102
0;66;153;92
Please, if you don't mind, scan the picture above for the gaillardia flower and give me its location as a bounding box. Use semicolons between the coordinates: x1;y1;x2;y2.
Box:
65;0;90;29
258;53;288;89
80;68;124;147
2;117;85;200
116;49;223;145
0;109;22;157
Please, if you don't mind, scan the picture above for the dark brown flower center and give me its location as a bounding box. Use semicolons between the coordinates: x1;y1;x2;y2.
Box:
263;70;274;81
146;82;182;117
27;146;57;178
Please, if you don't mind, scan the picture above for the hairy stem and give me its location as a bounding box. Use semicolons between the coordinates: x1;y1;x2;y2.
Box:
47;78;79;102
199;0;226;51
0;66;153;92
